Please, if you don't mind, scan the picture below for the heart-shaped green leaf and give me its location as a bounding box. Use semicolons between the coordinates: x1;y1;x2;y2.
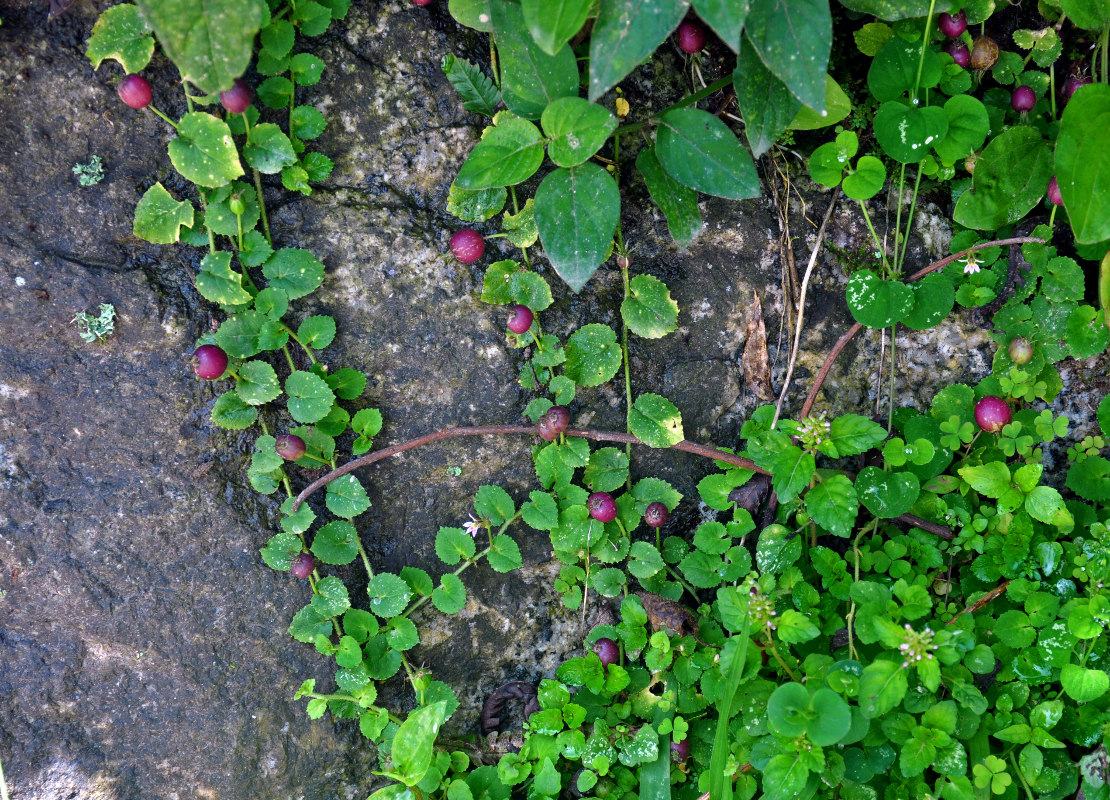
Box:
855;467;920;518
846;270;914;328
535;164;620;293
954;125;1053;231
873;102;948;164
902;273;955;330
542;97;618;168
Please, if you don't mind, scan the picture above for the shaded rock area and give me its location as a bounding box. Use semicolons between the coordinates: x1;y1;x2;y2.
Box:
1;1;1107;799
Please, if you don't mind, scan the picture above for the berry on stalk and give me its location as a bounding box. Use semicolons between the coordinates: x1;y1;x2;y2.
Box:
975;396;1012;433
938;10;967;38
537;406;570;441
118;74;152;109
671;739;691;762
291;552;315;579
970;36;999;71
412;0;432;5
676;20;706;54
507;304;533;334
450;229;485;264
1047;176;1063;207
1062;75;1091;106
192;344;228;380
593;637;619;668
276;434;307;461
587;492;617;523
644;502;669;528
1011;85;1036;112
220;79;253;114
944;41;971;68
1008;337;1034;365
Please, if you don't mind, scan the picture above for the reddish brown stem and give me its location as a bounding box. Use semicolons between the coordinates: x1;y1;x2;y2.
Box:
800;236;1045;417
288;424;951;540
946;579;1011;625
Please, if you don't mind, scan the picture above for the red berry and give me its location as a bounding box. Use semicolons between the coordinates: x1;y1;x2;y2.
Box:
118;74;152;109
944;41;971;69
276;434;307;461
291;552;314;579
220;78;253;114
593;638;619;667
1008;337;1034;365
507;304;533;335
938;10;967;38
538;406;570;441
1011;85;1036;112
616;254;631;270
1047;176;1063;207
974;396;1012;433
412;0;432;5
192;344;228;380
587;492;617;523
1062;75;1091;106
450;229;485;263
671;738;691;762
644;502;669;528
970;36;999;71
676;20;707;54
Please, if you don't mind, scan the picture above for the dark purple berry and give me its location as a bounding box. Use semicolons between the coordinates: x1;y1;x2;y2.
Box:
412;0;432;5
1011;85;1036;112
276;434;307;461
593;637;619;667
507;304;533;335
118;74;152;109
671;738;691;762
975;396;1012;433
291;552;314;579
944;41;971;68
1047;176;1063;207
938;10;967;38
676;20;707;54
1062;75;1092;106
970;36;999;71
220;78;253;114
450;229;485;264
537;406;570;441
644;502;669;528
587;492;617;523
1008;337;1034;365
192;344;228;380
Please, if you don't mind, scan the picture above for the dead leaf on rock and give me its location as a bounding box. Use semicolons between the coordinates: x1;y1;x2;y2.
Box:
742;291;775;401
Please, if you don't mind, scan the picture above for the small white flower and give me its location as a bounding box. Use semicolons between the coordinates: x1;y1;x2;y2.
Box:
463;515;484;538
962;253;982;275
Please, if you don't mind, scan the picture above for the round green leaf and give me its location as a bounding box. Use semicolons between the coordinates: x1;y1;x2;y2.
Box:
541;97;617;168
311;575;350;617
535;164;620;293
432;573;467;614
808;689;852;746
245;123;297;174
86;3;154;73
934;94;990;165
1060;664;1109;702
167;112;244;188
196;251;252;307
867;35;943;102
133;183;194;244
873;102;948;164
846;270;914;328
435;527;476;566
656;108;760;200
1066;305;1110;358
564;324;622;386
954;125;1053;231
855;467;920;518
629;393;684;449
291;52;325;85
456;116;545;190
211;390;259;430
583;448;630;493
902;273;955;330
367;572;413;618
298;315;337;349
842;155;886;200
756;523;801;574
326;474;371;519
263;248;325;299
236;360;281;406
312;520;359;565
1059;85;1110;239
291;105;327;140
808;132;856;188
767;682;810;737
286;370;336;423
621;275;679;339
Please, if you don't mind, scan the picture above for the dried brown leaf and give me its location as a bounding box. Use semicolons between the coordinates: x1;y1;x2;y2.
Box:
742;291;775;402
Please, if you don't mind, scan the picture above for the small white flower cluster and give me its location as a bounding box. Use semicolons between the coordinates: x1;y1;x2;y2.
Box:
898;623;938;668
749;591;778;632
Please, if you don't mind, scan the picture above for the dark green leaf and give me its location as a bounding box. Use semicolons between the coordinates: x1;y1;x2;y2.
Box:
867;35;943;102
629;393;684;448
286;370;335;423
257;75;294;109
325;368;367;400
236;359;280;405
846;270;914;328
197;251;253;307
655;108;760;200
873;102;949;164
326;474;371;519
805;473;858;537
934;94;990;165
448;183;507;223
587;0;688;102
290;52;325;85
564;324;623;386
261;18;294;58
298;315;336;349
635;147;701;248
954;126;1054;231
432;573;467;614
692;0;749;50
456;115;545;190
491;0;578;119
86;3;154;73
263;248;325;299
903;273;955;330
756;523;801;573
292;0;331;36
745;0;831;110
521;0;592;56
488;534;522;572
441;54;501;116
535;164;620;293
855;467;920;518
621;275;678;338
312;520;359;565
367;572;413;618
261;532;302;571
541;97;618;168
168;112;244;188
292;105;327;140
436;527;476;566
